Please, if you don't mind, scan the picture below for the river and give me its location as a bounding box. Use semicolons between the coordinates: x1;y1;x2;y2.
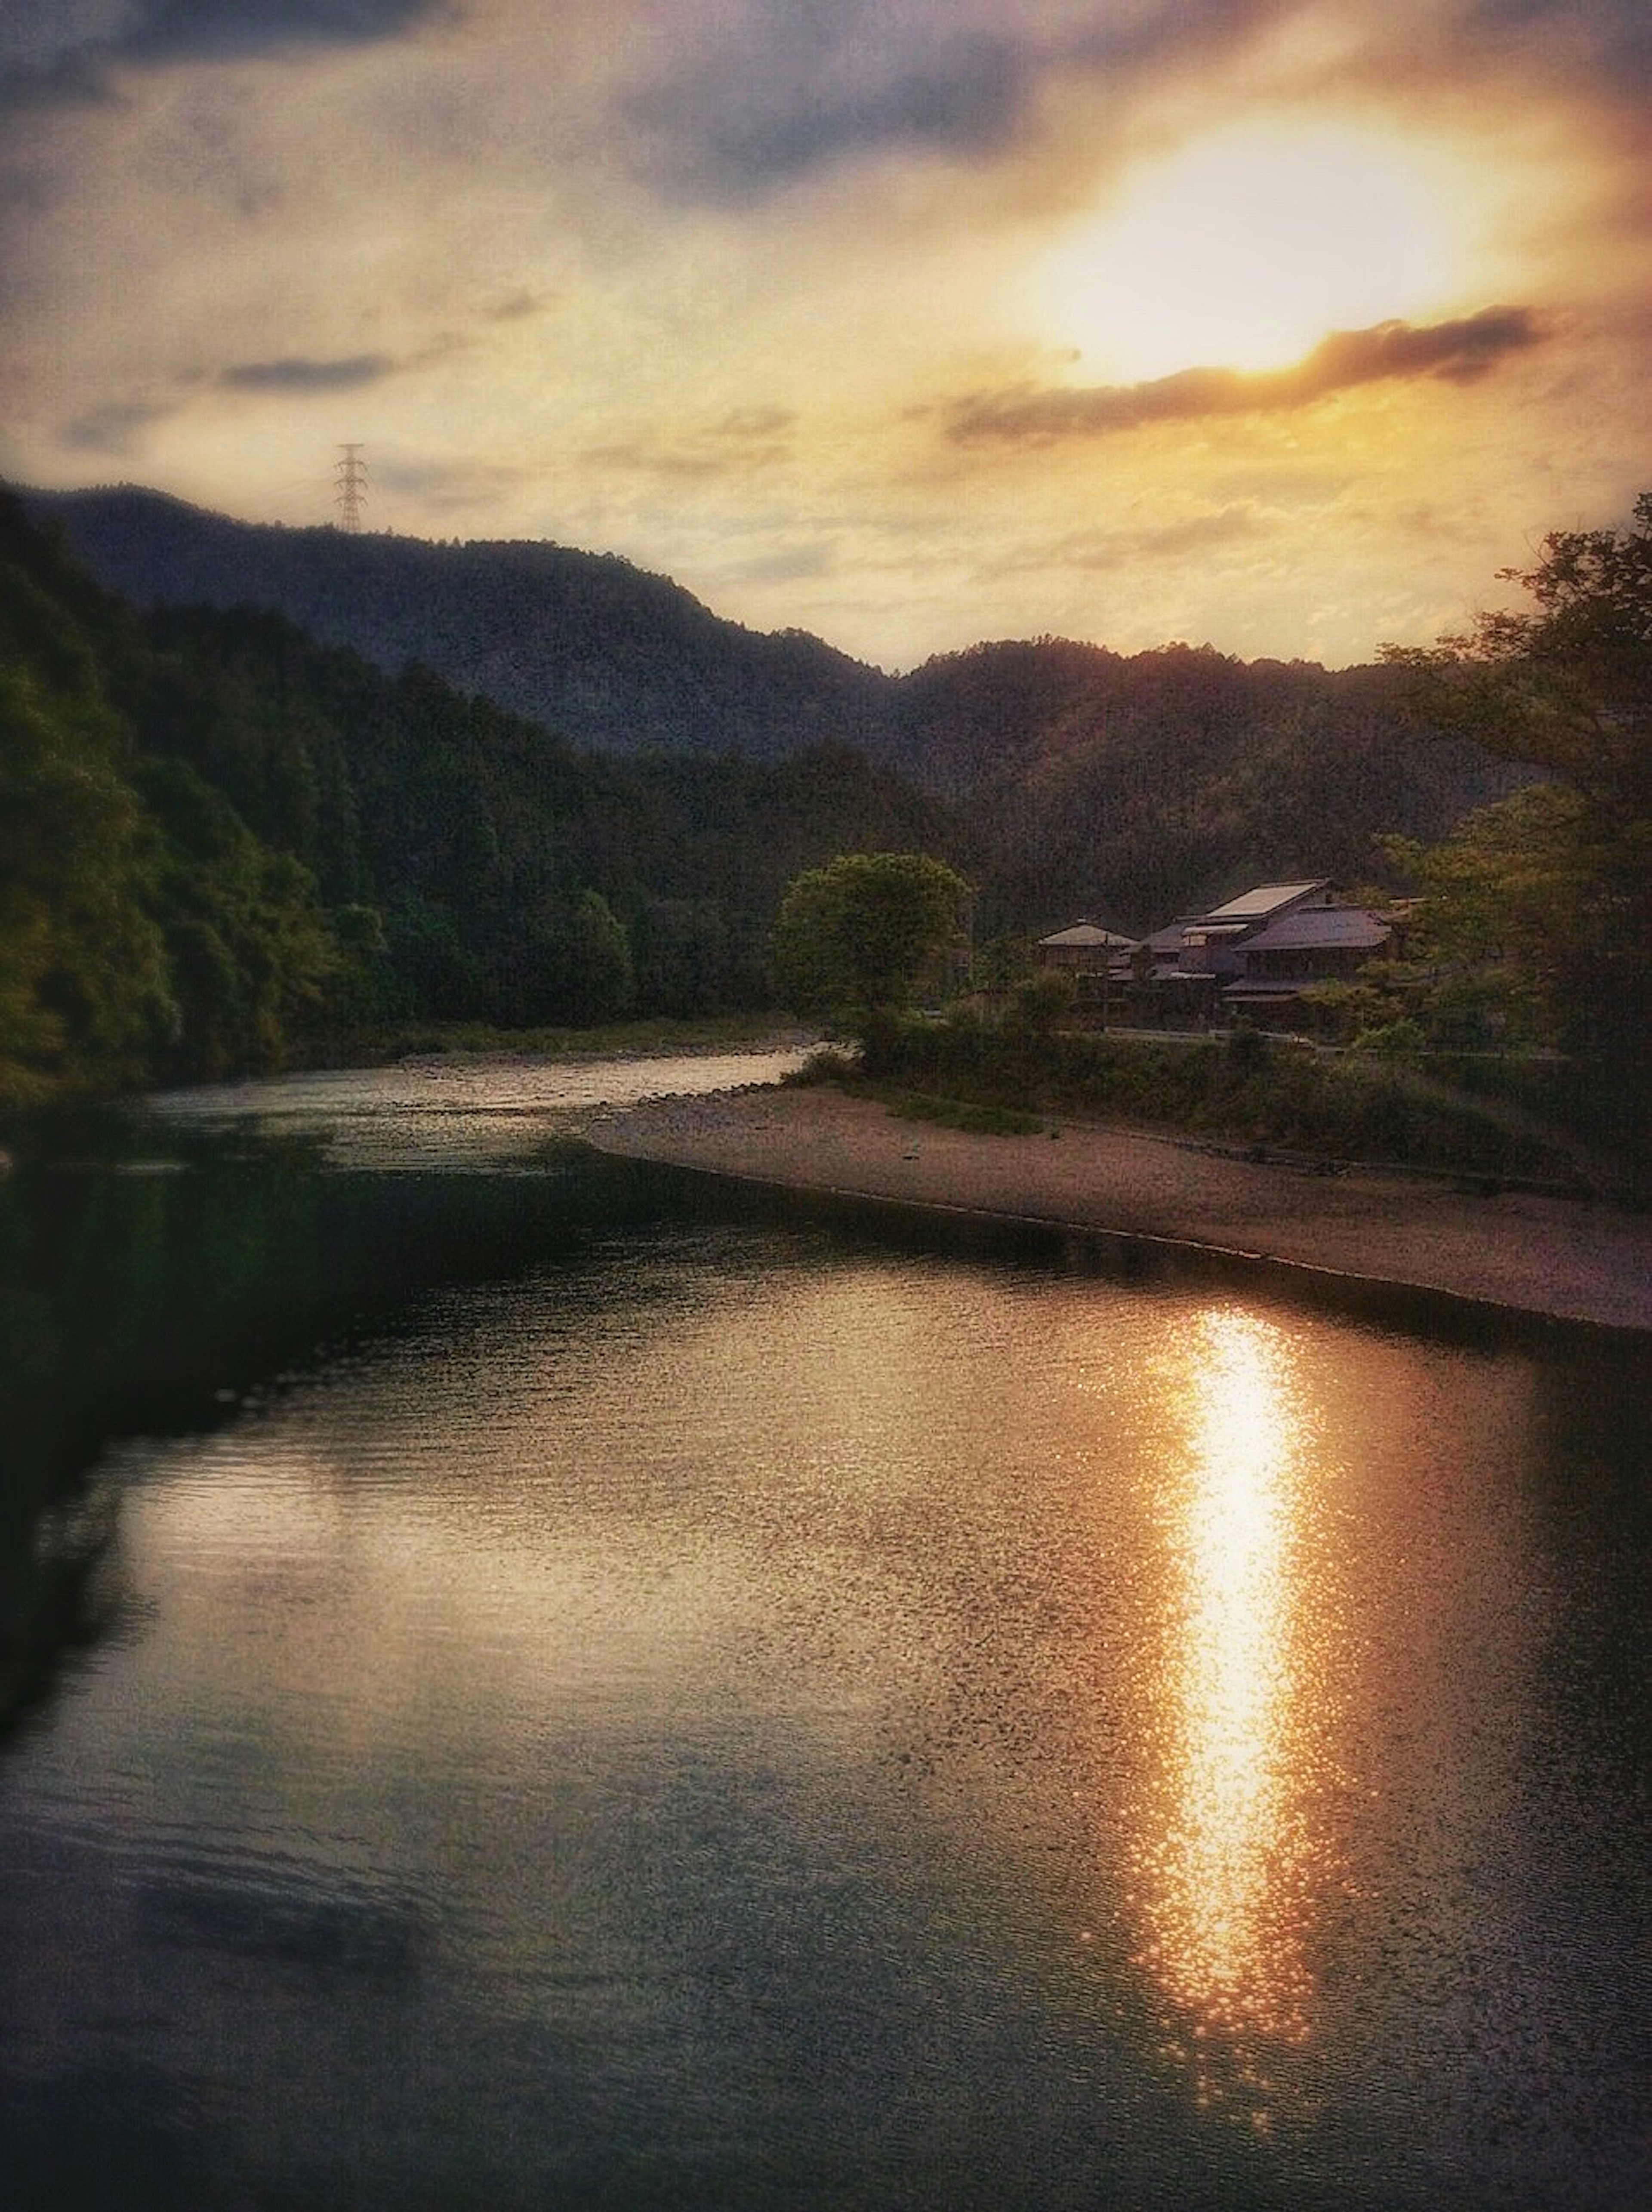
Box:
0;1052;1646;2209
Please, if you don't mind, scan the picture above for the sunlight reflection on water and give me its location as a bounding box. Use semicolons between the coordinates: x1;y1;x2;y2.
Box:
0;1111;1646;2210
1140;1309;1321;2053
149;1045;813;1168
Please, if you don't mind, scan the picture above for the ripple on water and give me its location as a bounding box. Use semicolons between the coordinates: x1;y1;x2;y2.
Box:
1;1165;1646;2211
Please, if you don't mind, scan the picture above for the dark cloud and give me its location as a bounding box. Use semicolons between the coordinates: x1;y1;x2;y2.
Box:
484;290;553;322
61;398;179;453
1465;0;1652;83
220;352;397;392
727;541;839;586
1;0;450;109
0;49;121;112
371;456;534;508
124;1;452;63
618;2;1294;205
946;308;1547;445
616;0;1652;211
626;28;1031;203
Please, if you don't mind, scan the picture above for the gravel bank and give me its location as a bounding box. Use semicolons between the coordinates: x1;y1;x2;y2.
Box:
587;1085;1652;1335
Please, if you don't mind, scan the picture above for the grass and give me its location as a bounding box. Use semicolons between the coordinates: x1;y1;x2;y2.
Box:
887;1092;1045;1136
853;1016;1600;1189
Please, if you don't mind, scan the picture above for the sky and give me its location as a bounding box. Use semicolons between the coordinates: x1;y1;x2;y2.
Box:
3;1;1650;672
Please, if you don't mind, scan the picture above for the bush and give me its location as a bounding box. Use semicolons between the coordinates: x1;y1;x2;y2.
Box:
851;1014;1578;1180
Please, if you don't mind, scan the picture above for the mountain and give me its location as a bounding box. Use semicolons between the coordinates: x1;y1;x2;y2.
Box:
23;484;1521;933
23;485;894;763
884;639;1520;930
0;487;965;1102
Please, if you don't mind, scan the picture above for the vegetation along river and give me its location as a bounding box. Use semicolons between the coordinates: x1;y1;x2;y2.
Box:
0;1051;1646;2210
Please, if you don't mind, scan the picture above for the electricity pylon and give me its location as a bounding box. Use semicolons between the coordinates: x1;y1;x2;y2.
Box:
334;444;368;532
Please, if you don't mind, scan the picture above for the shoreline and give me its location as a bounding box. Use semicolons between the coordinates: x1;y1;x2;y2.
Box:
586;1084;1652;1339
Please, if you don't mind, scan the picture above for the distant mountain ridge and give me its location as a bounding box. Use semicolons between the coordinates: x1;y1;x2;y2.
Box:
23;485;893;763
23;483;1520;928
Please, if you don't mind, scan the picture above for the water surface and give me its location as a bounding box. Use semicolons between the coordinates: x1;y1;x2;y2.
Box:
0;1057;1645;2209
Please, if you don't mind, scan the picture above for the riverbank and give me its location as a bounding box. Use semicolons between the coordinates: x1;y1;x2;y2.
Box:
285;1014;819;1071
586;1084;1652;1335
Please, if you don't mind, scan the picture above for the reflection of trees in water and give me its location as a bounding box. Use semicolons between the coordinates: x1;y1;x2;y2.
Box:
1523;1345;1652;1786
0;1119;691;1732
0;1475;129;1742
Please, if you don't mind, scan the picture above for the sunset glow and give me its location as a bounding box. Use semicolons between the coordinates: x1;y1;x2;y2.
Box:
3;3;1649;668
1039;123;1462;380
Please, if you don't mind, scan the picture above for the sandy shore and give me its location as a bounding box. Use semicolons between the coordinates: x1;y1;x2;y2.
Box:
587;1085;1652;1335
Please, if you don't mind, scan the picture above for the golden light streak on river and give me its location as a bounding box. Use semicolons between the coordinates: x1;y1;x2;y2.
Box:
1133;1308;1338;2062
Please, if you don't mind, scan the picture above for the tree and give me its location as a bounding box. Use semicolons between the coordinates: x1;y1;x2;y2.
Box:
0;664;176;1102
1011;966;1076;1034
769;853;970;1031
1385;495;1652;1170
1381;787;1586;1048
0;497;178;1104
1387;496;1652;813
137;758;342;1079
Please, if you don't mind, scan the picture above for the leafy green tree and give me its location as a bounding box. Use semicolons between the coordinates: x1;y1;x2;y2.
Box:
769;852;970;1030
0;505;176;1104
1385;495;1652;1169
1385;786;1593;1042
136;759;342;1079
1390;502;1652;995
630;897;736;1016
1011;966;1077;1034
1388;496;1652;810
546;890;636;1027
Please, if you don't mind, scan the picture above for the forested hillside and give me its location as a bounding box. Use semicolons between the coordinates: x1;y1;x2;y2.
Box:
885;640;1519;930
29;485;1519;932
0;493;965;1103
25;486;891;763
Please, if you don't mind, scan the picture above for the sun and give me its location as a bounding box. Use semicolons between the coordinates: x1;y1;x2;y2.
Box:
1037;121;1462;383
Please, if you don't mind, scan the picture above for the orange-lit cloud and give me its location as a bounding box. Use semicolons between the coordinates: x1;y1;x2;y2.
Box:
946;308;1546;445
2;3;1650;670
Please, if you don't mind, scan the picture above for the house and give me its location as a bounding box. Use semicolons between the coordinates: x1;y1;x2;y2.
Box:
1034;919;1140;1006
1035;919;1139;971
1162;881;1336;977
1224;904;1395;1012
1140;880;1396;1023
1038;881;1396;1027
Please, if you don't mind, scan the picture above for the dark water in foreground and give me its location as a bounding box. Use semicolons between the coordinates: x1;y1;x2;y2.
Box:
0;1059;1647;2210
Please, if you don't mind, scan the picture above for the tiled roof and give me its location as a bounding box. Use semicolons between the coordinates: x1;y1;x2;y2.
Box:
1239;908;1391;953
1145;921;1192;953
1038;921;1138;949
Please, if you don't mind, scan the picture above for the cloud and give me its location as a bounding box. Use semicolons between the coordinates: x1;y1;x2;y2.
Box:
583;407;798;483
945;307;1547;445
123;1;452;63
484;290;552;322
611;0;1652;212
370;455;537;509
725;540;841;586
625;25;1033;204
60;397;182;453
220;352;398;392
1463;0;1652;86
978;506;1266;580
0;0;450;109
714;406;795;440
616;1;1299;204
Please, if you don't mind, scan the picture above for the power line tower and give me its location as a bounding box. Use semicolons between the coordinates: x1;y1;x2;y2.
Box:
334;443;368;532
